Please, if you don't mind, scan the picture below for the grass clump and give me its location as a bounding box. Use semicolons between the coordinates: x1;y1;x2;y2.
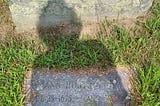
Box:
136;1;160;105
101;0;160;105
34;33;113;69
0;38;35;105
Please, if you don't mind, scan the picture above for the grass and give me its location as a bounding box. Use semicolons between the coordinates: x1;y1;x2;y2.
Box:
0;0;160;106
34;33;114;69
0;37;35;105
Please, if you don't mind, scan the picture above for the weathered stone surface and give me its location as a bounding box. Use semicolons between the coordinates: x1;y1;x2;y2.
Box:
8;0;153;31
24;68;133;106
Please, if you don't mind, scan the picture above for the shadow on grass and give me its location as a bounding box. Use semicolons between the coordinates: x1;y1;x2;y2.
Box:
34;32;114;71
33;0;114;71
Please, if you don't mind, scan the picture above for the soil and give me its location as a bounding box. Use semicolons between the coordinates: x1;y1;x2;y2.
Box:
0;1;14;41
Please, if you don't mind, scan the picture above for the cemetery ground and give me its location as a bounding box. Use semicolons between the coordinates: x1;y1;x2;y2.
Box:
0;0;159;106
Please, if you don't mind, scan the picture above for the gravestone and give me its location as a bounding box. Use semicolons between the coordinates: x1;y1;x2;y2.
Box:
8;0;153;31
23;68;134;106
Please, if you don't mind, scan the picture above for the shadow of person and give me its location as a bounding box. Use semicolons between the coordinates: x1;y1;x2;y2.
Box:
29;0;132;105
33;0;115;72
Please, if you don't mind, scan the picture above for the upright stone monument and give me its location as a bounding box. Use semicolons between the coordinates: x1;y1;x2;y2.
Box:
8;0;153;31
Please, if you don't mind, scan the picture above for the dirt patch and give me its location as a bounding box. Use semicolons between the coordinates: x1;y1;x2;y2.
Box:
0;1;14;41
14;18;141;41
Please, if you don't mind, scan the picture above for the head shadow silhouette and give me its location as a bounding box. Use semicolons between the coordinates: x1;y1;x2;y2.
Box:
29;1;133;105
33;0;115;71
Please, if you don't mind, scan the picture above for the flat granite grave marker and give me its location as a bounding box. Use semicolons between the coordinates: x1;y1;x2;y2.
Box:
24;68;134;106
8;0;153;31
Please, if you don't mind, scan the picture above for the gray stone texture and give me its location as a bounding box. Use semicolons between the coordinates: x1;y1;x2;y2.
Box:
24;69;133;106
8;0;153;31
